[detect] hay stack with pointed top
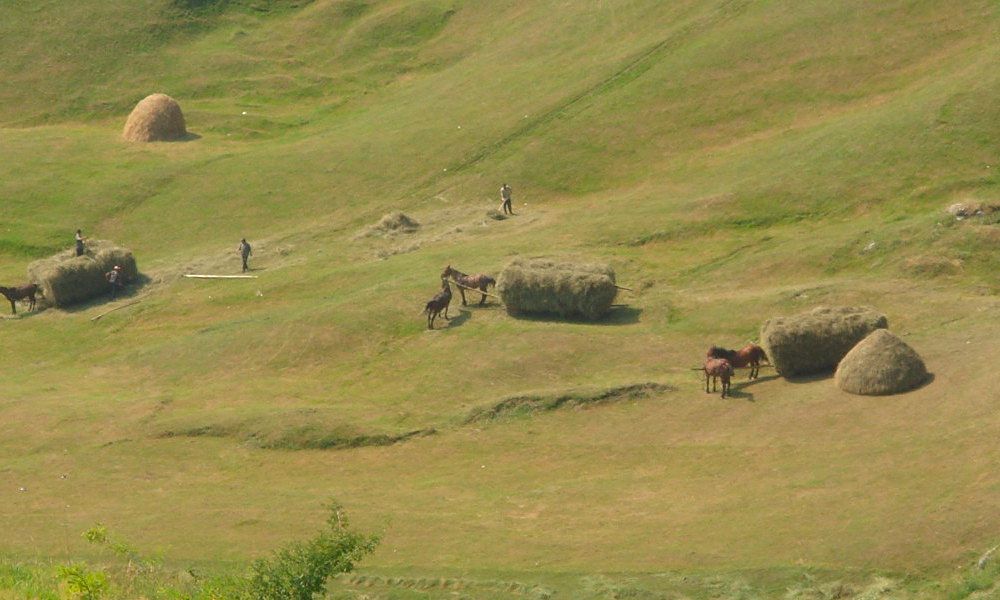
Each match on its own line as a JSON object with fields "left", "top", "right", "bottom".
{"left": 28, "top": 240, "right": 138, "bottom": 308}
{"left": 497, "top": 258, "right": 617, "bottom": 320}
{"left": 122, "top": 94, "right": 187, "bottom": 142}
{"left": 760, "top": 306, "right": 888, "bottom": 377}
{"left": 835, "top": 330, "right": 928, "bottom": 395}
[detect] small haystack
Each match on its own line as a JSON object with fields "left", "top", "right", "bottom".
{"left": 835, "top": 330, "right": 928, "bottom": 395}
{"left": 122, "top": 93, "right": 187, "bottom": 142}
{"left": 28, "top": 240, "right": 139, "bottom": 307}
{"left": 760, "top": 306, "right": 888, "bottom": 377}
{"left": 358, "top": 212, "right": 420, "bottom": 238}
{"left": 497, "top": 258, "right": 617, "bottom": 320}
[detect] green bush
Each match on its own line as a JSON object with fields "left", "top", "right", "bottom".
{"left": 242, "top": 501, "right": 379, "bottom": 600}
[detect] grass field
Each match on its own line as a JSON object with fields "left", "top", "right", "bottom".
{"left": 1, "top": 1, "right": 999, "bottom": 598}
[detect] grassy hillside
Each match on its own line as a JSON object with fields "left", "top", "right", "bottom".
{"left": 1, "top": 0, "right": 999, "bottom": 597}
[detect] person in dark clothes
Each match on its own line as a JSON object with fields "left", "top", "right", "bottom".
{"left": 75, "top": 229, "right": 86, "bottom": 256}
{"left": 106, "top": 265, "right": 123, "bottom": 300}
{"left": 238, "top": 238, "right": 252, "bottom": 272}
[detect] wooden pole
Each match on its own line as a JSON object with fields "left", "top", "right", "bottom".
{"left": 448, "top": 279, "right": 502, "bottom": 300}
{"left": 183, "top": 274, "right": 259, "bottom": 279}
{"left": 91, "top": 298, "right": 145, "bottom": 322}
{"left": 614, "top": 285, "right": 634, "bottom": 292}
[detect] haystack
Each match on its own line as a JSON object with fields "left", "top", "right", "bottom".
{"left": 835, "top": 330, "right": 928, "bottom": 395}
{"left": 497, "top": 258, "right": 617, "bottom": 320}
{"left": 28, "top": 240, "right": 139, "bottom": 307}
{"left": 760, "top": 306, "right": 888, "bottom": 377}
{"left": 122, "top": 93, "right": 187, "bottom": 142}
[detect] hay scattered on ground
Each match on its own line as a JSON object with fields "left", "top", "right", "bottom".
{"left": 28, "top": 240, "right": 138, "bottom": 307}
{"left": 123, "top": 93, "right": 187, "bottom": 142}
{"left": 357, "top": 211, "right": 420, "bottom": 238}
{"left": 760, "top": 306, "right": 888, "bottom": 377}
{"left": 497, "top": 257, "right": 617, "bottom": 320}
{"left": 835, "top": 329, "right": 928, "bottom": 395}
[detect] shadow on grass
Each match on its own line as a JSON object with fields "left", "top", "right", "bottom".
{"left": 58, "top": 273, "right": 154, "bottom": 314}
{"left": 507, "top": 305, "right": 642, "bottom": 326}
{"left": 784, "top": 371, "right": 834, "bottom": 384}
{"left": 445, "top": 309, "right": 472, "bottom": 329}
{"left": 726, "top": 387, "right": 755, "bottom": 402}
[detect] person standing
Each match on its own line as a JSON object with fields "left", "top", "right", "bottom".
{"left": 106, "top": 265, "right": 123, "bottom": 300}
{"left": 75, "top": 229, "right": 86, "bottom": 256}
{"left": 238, "top": 238, "right": 252, "bottom": 273}
{"left": 498, "top": 183, "right": 513, "bottom": 215}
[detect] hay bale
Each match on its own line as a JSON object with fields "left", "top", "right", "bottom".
{"left": 28, "top": 240, "right": 139, "bottom": 307}
{"left": 835, "top": 330, "right": 928, "bottom": 395}
{"left": 497, "top": 258, "right": 617, "bottom": 320}
{"left": 122, "top": 93, "right": 187, "bottom": 142}
{"left": 760, "top": 306, "right": 888, "bottom": 377}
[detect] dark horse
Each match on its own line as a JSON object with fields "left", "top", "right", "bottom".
{"left": 707, "top": 343, "right": 769, "bottom": 379}
{"left": 441, "top": 265, "right": 495, "bottom": 306}
{"left": 703, "top": 357, "right": 734, "bottom": 398}
{"left": 0, "top": 283, "right": 42, "bottom": 315}
{"left": 422, "top": 279, "right": 452, "bottom": 329}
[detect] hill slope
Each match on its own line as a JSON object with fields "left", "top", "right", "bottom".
{"left": 1, "top": 0, "right": 998, "bottom": 594}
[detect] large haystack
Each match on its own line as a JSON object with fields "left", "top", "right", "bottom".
{"left": 28, "top": 240, "right": 139, "bottom": 307}
{"left": 122, "top": 93, "right": 187, "bottom": 142}
{"left": 835, "top": 330, "right": 928, "bottom": 395}
{"left": 760, "top": 306, "right": 888, "bottom": 377}
{"left": 497, "top": 258, "right": 617, "bottom": 320}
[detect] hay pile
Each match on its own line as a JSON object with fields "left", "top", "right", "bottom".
{"left": 28, "top": 240, "right": 139, "bottom": 307}
{"left": 122, "top": 93, "right": 187, "bottom": 142}
{"left": 760, "top": 306, "right": 888, "bottom": 377}
{"left": 835, "top": 330, "right": 928, "bottom": 395}
{"left": 497, "top": 258, "right": 617, "bottom": 320}
{"left": 359, "top": 212, "right": 420, "bottom": 238}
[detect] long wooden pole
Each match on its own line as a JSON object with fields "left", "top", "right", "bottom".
{"left": 448, "top": 279, "right": 502, "bottom": 300}
{"left": 91, "top": 298, "right": 145, "bottom": 321}
{"left": 183, "top": 274, "right": 259, "bottom": 279}
{"left": 614, "top": 285, "right": 634, "bottom": 292}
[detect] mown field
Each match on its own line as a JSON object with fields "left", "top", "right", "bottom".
{"left": 1, "top": 1, "right": 998, "bottom": 598}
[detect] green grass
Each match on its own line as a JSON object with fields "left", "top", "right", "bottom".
{"left": 1, "top": 0, "right": 999, "bottom": 597}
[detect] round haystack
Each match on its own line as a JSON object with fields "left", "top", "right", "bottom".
{"left": 497, "top": 258, "right": 617, "bottom": 321}
{"left": 28, "top": 240, "right": 139, "bottom": 308}
{"left": 835, "top": 330, "right": 928, "bottom": 395}
{"left": 760, "top": 306, "right": 888, "bottom": 377}
{"left": 122, "top": 93, "right": 187, "bottom": 142}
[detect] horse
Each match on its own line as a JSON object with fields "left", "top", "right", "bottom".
{"left": 421, "top": 279, "right": 452, "bottom": 329}
{"left": 441, "top": 265, "right": 495, "bottom": 306}
{"left": 703, "top": 357, "right": 734, "bottom": 398}
{"left": 0, "top": 283, "right": 42, "bottom": 315}
{"left": 707, "top": 343, "right": 769, "bottom": 379}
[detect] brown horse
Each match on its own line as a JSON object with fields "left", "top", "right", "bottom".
{"left": 441, "top": 265, "right": 495, "bottom": 306}
{"left": 422, "top": 279, "right": 452, "bottom": 329}
{"left": 703, "top": 357, "right": 734, "bottom": 398}
{"left": 0, "top": 284, "right": 42, "bottom": 315}
{"left": 707, "top": 343, "right": 768, "bottom": 379}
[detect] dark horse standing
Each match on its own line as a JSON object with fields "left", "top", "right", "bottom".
{"left": 422, "top": 279, "right": 452, "bottom": 329}
{"left": 0, "top": 283, "right": 42, "bottom": 315}
{"left": 441, "top": 265, "right": 495, "bottom": 306}
{"left": 707, "top": 343, "right": 769, "bottom": 379}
